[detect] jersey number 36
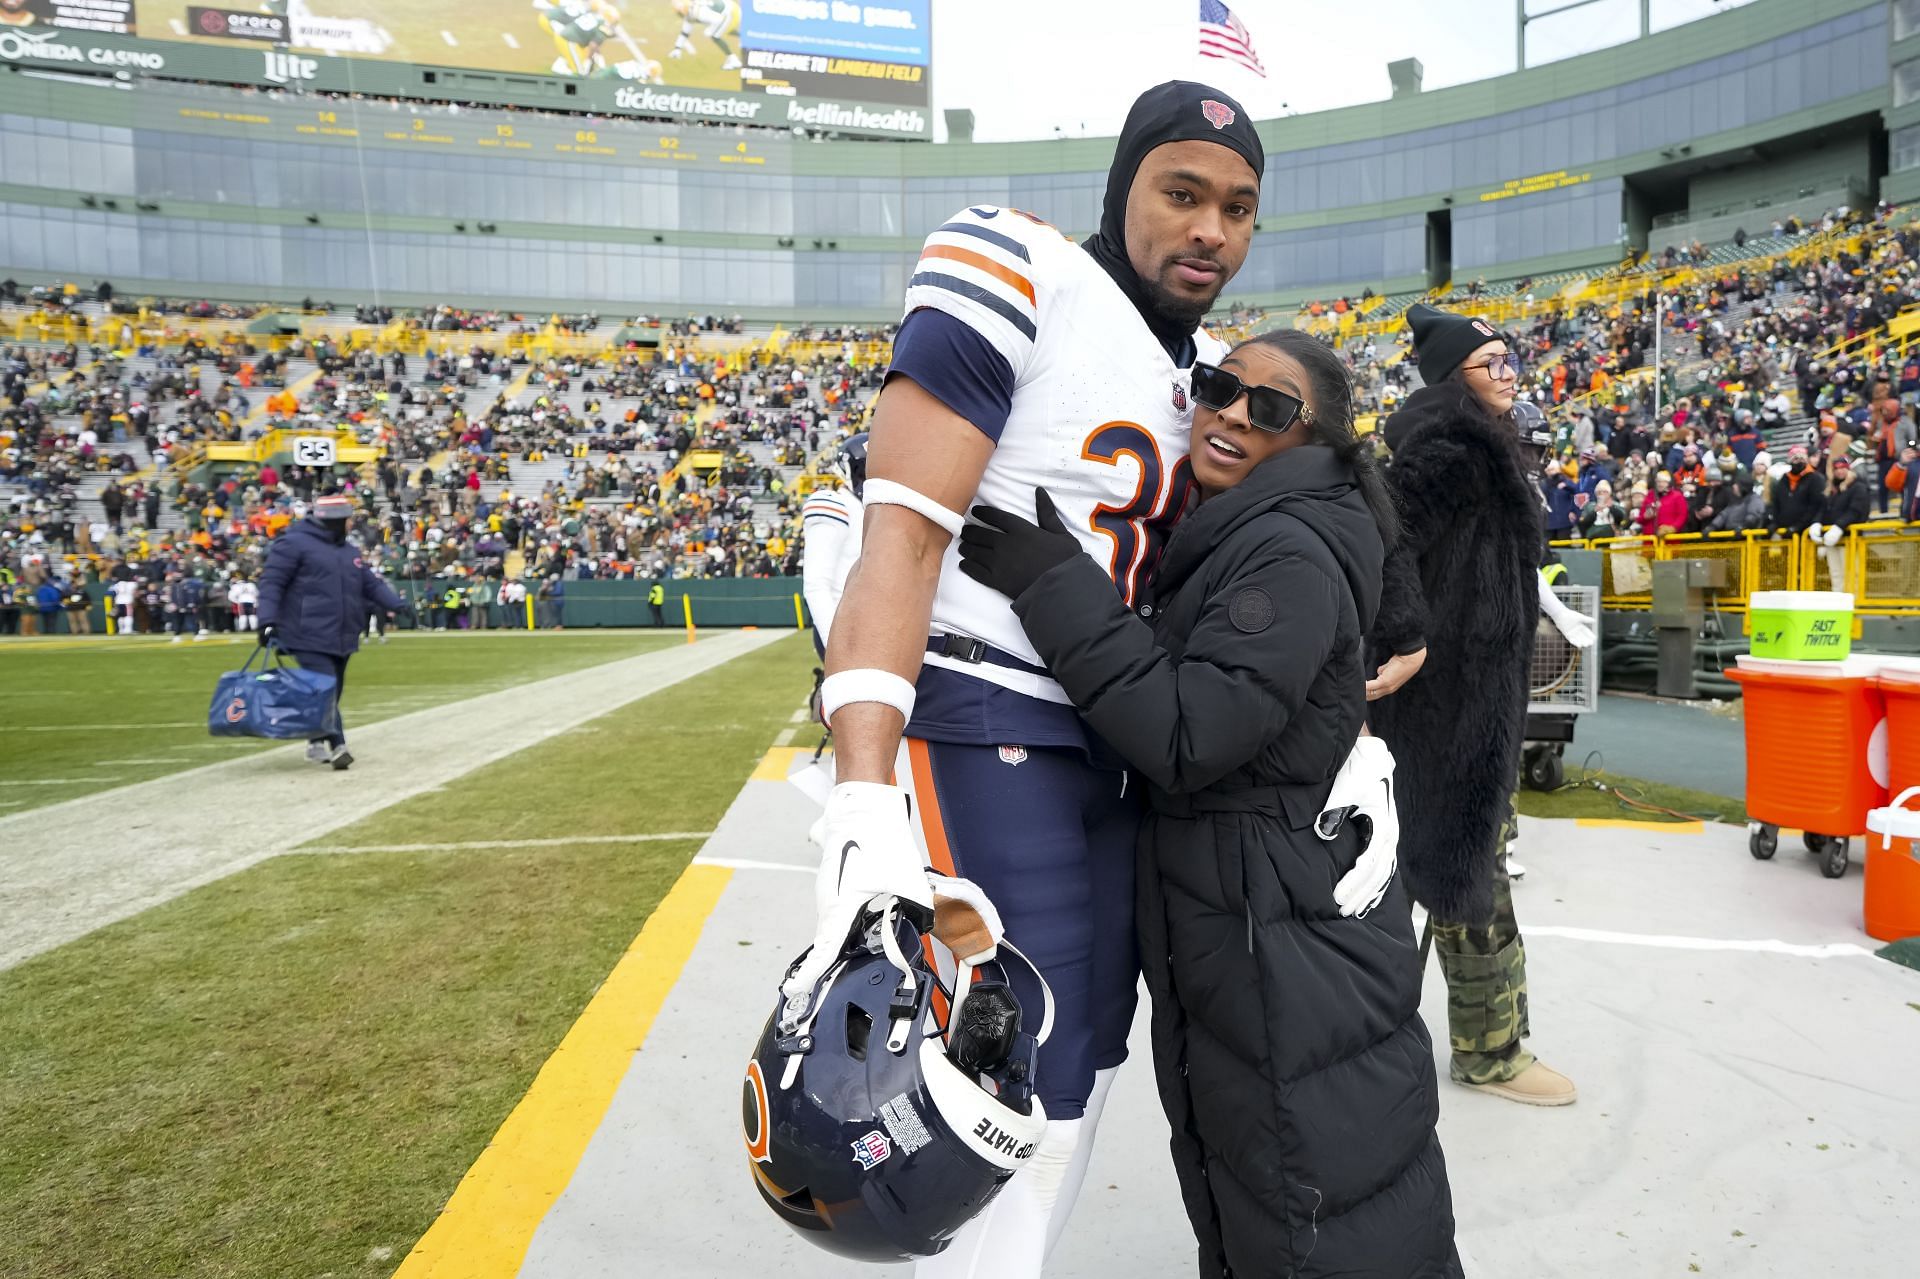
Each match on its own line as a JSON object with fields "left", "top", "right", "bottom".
{"left": 1080, "top": 422, "right": 1192, "bottom": 608}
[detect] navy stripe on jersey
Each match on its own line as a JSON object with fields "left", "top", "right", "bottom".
{"left": 804, "top": 511, "right": 850, "bottom": 526}
{"left": 935, "top": 220, "right": 1032, "bottom": 264}
{"left": 886, "top": 308, "right": 1015, "bottom": 442}
{"left": 908, "top": 272, "right": 1038, "bottom": 341}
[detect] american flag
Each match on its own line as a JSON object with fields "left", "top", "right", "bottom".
{"left": 1199, "top": 0, "right": 1267, "bottom": 78}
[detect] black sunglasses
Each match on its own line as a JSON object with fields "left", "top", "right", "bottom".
{"left": 1189, "top": 362, "right": 1314, "bottom": 434}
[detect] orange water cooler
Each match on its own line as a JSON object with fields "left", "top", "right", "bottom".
{"left": 1726, "top": 657, "right": 1888, "bottom": 879}
{"left": 1865, "top": 668, "right": 1920, "bottom": 941}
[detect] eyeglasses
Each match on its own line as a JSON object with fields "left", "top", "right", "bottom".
{"left": 1189, "top": 362, "right": 1314, "bottom": 434}
{"left": 1468, "top": 352, "right": 1523, "bottom": 380}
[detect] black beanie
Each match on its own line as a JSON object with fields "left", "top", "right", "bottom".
{"left": 1407, "top": 303, "right": 1506, "bottom": 385}
{"left": 1083, "top": 81, "right": 1265, "bottom": 358}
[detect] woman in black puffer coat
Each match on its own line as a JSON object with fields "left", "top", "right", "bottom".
{"left": 959, "top": 330, "right": 1459, "bottom": 1278}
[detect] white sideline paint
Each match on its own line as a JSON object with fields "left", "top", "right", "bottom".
{"left": 691, "top": 856, "right": 813, "bottom": 874}
{"left": 296, "top": 832, "right": 715, "bottom": 856}
{"left": 0, "top": 630, "right": 785, "bottom": 970}
{"left": 1526, "top": 923, "right": 1877, "bottom": 959}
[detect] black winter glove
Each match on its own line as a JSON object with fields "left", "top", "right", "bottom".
{"left": 257, "top": 623, "right": 278, "bottom": 649}
{"left": 957, "top": 487, "right": 1082, "bottom": 601}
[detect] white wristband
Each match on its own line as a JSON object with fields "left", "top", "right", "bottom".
{"left": 862, "top": 478, "right": 965, "bottom": 537}
{"left": 821, "top": 669, "right": 917, "bottom": 726}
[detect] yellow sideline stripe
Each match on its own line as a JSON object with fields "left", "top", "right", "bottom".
{"left": 750, "top": 744, "right": 826, "bottom": 781}
{"left": 392, "top": 861, "right": 732, "bottom": 1279}
{"left": 1575, "top": 818, "right": 1706, "bottom": 834}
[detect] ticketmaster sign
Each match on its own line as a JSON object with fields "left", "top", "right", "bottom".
{"left": 0, "top": 22, "right": 930, "bottom": 139}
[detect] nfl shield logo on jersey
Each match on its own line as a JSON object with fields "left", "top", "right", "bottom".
{"left": 998, "top": 745, "right": 1028, "bottom": 767}
{"left": 1172, "top": 381, "right": 1188, "bottom": 412}
{"left": 1201, "top": 99, "right": 1236, "bottom": 130}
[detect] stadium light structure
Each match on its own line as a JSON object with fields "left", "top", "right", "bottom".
{"left": 1517, "top": 0, "right": 1652, "bottom": 71}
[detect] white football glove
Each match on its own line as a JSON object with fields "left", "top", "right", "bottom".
{"left": 1317, "top": 736, "right": 1400, "bottom": 919}
{"left": 926, "top": 871, "right": 1004, "bottom": 963}
{"left": 1806, "top": 522, "right": 1824, "bottom": 542}
{"left": 781, "top": 782, "right": 933, "bottom": 1002}
{"left": 1537, "top": 573, "right": 1596, "bottom": 649}
{"left": 1823, "top": 523, "right": 1843, "bottom": 547}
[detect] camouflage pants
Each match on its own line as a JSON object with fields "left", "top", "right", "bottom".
{"left": 1430, "top": 796, "right": 1532, "bottom": 1085}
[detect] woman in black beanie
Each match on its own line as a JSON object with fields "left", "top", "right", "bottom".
{"left": 1366, "top": 303, "right": 1579, "bottom": 1106}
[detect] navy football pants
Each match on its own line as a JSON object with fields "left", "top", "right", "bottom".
{"left": 896, "top": 737, "right": 1138, "bottom": 1120}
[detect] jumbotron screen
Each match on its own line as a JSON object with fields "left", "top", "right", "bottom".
{"left": 0, "top": 0, "right": 932, "bottom": 135}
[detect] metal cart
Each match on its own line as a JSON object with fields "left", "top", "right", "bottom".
{"left": 1522, "top": 584, "right": 1601, "bottom": 791}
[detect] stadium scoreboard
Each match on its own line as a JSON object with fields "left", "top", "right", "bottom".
{"left": 0, "top": 0, "right": 932, "bottom": 138}
{"left": 167, "top": 89, "right": 790, "bottom": 171}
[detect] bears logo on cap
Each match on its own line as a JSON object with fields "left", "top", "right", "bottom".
{"left": 1200, "top": 100, "right": 1236, "bottom": 130}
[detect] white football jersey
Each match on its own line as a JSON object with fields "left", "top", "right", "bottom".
{"left": 800, "top": 484, "right": 862, "bottom": 644}
{"left": 902, "top": 205, "right": 1227, "bottom": 704}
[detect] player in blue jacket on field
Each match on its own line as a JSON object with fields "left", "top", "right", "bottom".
{"left": 257, "top": 494, "right": 406, "bottom": 770}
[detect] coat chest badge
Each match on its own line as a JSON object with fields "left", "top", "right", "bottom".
{"left": 1172, "top": 381, "right": 1189, "bottom": 412}
{"left": 1228, "top": 588, "right": 1275, "bottom": 634}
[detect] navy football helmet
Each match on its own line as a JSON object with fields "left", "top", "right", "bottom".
{"left": 829, "top": 432, "right": 869, "bottom": 500}
{"left": 743, "top": 904, "right": 1052, "bottom": 1262}
{"left": 1510, "top": 399, "right": 1553, "bottom": 463}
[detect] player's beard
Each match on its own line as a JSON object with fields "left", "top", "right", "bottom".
{"left": 1142, "top": 255, "right": 1226, "bottom": 335}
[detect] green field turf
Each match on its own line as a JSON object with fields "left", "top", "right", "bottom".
{"left": 138, "top": 0, "right": 736, "bottom": 88}
{"left": 0, "top": 631, "right": 678, "bottom": 814}
{"left": 0, "top": 631, "right": 815, "bottom": 1279}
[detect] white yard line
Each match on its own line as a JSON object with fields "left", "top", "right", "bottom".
{"left": 0, "top": 778, "right": 98, "bottom": 786}
{"left": 772, "top": 728, "right": 796, "bottom": 747}
{"left": 441, "top": 30, "right": 459, "bottom": 46}
{"left": 296, "top": 832, "right": 714, "bottom": 856}
{"left": 787, "top": 707, "right": 808, "bottom": 723}
{"left": 502, "top": 31, "right": 520, "bottom": 48}
{"left": 0, "top": 631, "right": 784, "bottom": 970}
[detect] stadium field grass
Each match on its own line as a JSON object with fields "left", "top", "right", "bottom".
{"left": 0, "top": 632, "right": 815, "bottom": 1279}
{"left": 1517, "top": 773, "right": 1747, "bottom": 825}
{"left": 0, "top": 631, "right": 679, "bottom": 814}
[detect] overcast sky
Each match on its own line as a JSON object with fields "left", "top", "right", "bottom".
{"left": 932, "top": 0, "right": 1759, "bottom": 142}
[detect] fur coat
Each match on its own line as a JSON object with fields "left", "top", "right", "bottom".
{"left": 1369, "top": 385, "right": 1543, "bottom": 926}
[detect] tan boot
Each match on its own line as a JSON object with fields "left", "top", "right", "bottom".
{"left": 1456, "top": 1059, "right": 1577, "bottom": 1106}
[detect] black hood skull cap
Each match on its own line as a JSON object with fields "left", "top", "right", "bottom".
{"left": 1083, "top": 81, "right": 1265, "bottom": 354}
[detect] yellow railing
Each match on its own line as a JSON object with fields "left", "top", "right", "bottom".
{"left": 1553, "top": 522, "right": 1920, "bottom": 618}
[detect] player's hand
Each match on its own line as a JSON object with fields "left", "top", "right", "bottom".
{"left": 1317, "top": 736, "right": 1399, "bottom": 918}
{"left": 257, "top": 623, "right": 278, "bottom": 649}
{"left": 782, "top": 782, "right": 933, "bottom": 1002}
{"left": 929, "top": 872, "right": 1003, "bottom": 962}
{"left": 1364, "top": 647, "right": 1426, "bottom": 701}
{"left": 957, "top": 487, "right": 1082, "bottom": 601}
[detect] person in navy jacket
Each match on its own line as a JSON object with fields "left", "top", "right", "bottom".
{"left": 257, "top": 493, "right": 406, "bottom": 769}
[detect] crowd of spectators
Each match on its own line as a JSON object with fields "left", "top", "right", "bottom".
{"left": 12, "top": 199, "right": 1920, "bottom": 640}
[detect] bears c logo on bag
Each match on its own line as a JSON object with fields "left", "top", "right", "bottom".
{"left": 225, "top": 697, "right": 248, "bottom": 723}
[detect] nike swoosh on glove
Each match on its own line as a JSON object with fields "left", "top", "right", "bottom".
{"left": 1317, "top": 736, "right": 1400, "bottom": 919}
{"left": 781, "top": 781, "right": 933, "bottom": 1002}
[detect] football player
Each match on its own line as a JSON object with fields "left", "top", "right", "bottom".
{"left": 669, "top": 0, "right": 741, "bottom": 71}
{"left": 800, "top": 433, "right": 866, "bottom": 653}
{"left": 535, "top": 0, "right": 654, "bottom": 79}
{"left": 786, "top": 82, "right": 1265, "bottom": 1275}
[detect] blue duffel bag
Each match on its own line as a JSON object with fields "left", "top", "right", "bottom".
{"left": 207, "top": 644, "right": 338, "bottom": 739}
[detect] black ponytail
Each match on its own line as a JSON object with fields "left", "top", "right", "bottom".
{"left": 1241, "top": 329, "right": 1401, "bottom": 549}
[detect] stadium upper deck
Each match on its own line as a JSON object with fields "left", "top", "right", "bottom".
{"left": 0, "top": 0, "right": 1906, "bottom": 318}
